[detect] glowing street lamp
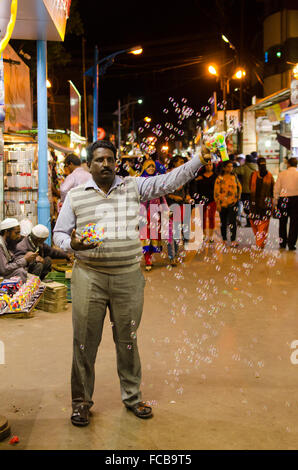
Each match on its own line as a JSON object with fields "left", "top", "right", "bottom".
{"left": 221, "top": 34, "right": 236, "bottom": 50}
{"left": 129, "top": 46, "right": 143, "bottom": 55}
{"left": 208, "top": 65, "right": 218, "bottom": 76}
{"left": 144, "top": 116, "right": 152, "bottom": 123}
{"left": 234, "top": 69, "right": 246, "bottom": 79}
{"left": 86, "top": 45, "right": 143, "bottom": 141}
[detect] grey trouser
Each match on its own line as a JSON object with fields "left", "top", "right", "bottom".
{"left": 29, "top": 257, "right": 52, "bottom": 280}
{"left": 71, "top": 263, "right": 145, "bottom": 410}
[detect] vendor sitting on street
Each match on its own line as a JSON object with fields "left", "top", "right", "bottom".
{"left": 14, "top": 224, "right": 71, "bottom": 280}
{"left": 0, "top": 218, "right": 37, "bottom": 283}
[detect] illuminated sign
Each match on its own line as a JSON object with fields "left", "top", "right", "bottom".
{"left": 97, "top": 128, "right": 106, "bottom": 140}
{"left": 69, "top": 80, "right": 81, "bottom": 137}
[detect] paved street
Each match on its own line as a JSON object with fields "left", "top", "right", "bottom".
{"left": 0, "top": 219, "right": 298, "bottom": 450}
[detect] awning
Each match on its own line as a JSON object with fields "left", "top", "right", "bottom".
{"left": 246, "top": 88, "right": 291, "bottom": 112}
{"left": 3, "top": 133, "right": 37, "bottom": 144}
{"left": 281, "top": 104, "right": 298, "bottom": 117}
{"left": 276, "top": 133, "right": 291, "bottom": 150}
{"left": 48, "top": 137, "right": 74, "bottom": 154}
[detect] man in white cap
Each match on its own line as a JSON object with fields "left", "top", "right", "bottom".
{"left": 0, "top": 218, "right": 37, "bottom": 283}
{"left": 13, "top": 224, "right": 71, "bottom": 280}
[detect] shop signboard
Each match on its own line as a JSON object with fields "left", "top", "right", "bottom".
{"left": 291, "top": 79, "right": 298, "bottom": 105}
{"left": 43, "top": 0, "right": 71, "bottom": 41}
{"left": 0, "top": 0, "right": 71, "bottom": 41}
{"left": 3, "top": 45, "right": 32, "bottom": 132}
{"left": 97, "top": 128, "right": 106, "bottom": 140}
{"left": 0, "top": 57, "right": 5, "bottom": 122}
{"left": 291, "top": 113, "right": 298, "bottom": 149}
{"left": 243, "top": 110, "right": 257, "bottom": 155}
{"left": 48, "top": 131, "right": 70, "bottom": 148}
{"left": 69, "top": 80, "right": 81, "bottom": 137}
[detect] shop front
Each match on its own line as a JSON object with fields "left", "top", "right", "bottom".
{"left": 244, "top": 88, "right": 291, "bottom": 179}
{"left": 281, "top": 104, "right": 298, "bottom": 158}
{"left": 0, "top": 0, "right": 71, "bottom": 242}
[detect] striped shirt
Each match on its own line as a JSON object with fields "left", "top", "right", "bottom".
{"left": 53, "top": 158, "right": 202, "bottom": 273}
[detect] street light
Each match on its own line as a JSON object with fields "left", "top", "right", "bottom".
{"left": 129, "top": 47, "right": 143, "bottom": 55}
{"left": 114, "top": 98, "right": 143, "bottom": 157}
{"left": 85, "top": 45, "right": 143, "bottom": 141}
{"left": 208, "top": 63, "right": 246, "bottom": 131}
{"left": 221, "top": 34, "right": 236, "bottom": 50}
{"left": 234, "top": 69, "right": 246, "bottom": 79}
{"left": 208, "top": 65, "right": 218, "bottom": 76}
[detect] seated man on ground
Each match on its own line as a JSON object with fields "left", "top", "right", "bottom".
{"left": 14, "top": 224, "right": 71, "bottom": 280}
{"left": 0, "top": 218, "right": 37, "bottom": 283}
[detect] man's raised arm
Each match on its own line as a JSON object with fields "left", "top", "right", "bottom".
{"left": 136, "top": 155, "right": 209, "bottom": 202}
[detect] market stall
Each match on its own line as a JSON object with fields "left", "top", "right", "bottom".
{"left": 245, "top": 88, "right": 291, "bottom": 178}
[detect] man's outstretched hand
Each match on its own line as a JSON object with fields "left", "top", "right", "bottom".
{"left": 200, "top": 153, "right": 212, "bottom": 165}
{"left": 70, "top": 229, "right": 100, "bottom": 251}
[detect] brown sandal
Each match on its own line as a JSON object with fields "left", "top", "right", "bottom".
{"left": 71, "top": 404, "right": 90, "bottom": 426}
{"left": 126, "top": 401, "right": 153, "bottom": 419}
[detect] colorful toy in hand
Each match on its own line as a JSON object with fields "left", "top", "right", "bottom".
{"left": 80, "top": 223, "right": 104, "bottom": 246}
{"left": 204, "top": 133, "right": 229, "bottom": 161}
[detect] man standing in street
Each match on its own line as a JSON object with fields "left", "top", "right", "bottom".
{"left": 0, "top": 218, "right": 37, "bottom": 283}
{"left": 235, "top": 154, "right": 257, "bottom": 227}
{"left": 53, "top": 140, "right": 209, "bottom": 427}
{"left": 59, "top": 154, "right": 91, "bottom": 204}
{"left": 274, "top": 157, "right": 298, "bottom": 251}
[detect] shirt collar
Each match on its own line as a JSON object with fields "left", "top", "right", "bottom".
{"left": 84, "top": 175, "right": 124, "bottom": 195}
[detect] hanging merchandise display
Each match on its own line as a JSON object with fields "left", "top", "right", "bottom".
{"left": 3, "top": 141, "right": 38, "bottom": 225}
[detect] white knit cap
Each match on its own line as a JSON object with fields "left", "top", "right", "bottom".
{"left": 0, "top": 218, "right": 19, "bottom": 231}
{"left": 31, "top": 224, "right": 49, "bottom": 239}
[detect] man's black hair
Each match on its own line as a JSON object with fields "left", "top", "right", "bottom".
{"left": 87, "top": 140, "right": 117, "bottom": 164}
{"left": 167, "top": 154, "right": 185, "bottom": 170}
{"left": 288, "top": 157, "right": 297, "bottom": 167}
{"left": 64, "top": 153, "right": 82, "bottom": 167}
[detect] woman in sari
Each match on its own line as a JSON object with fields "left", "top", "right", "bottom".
{"left": 139, "top": 160, "right": 170, "bottom": 271}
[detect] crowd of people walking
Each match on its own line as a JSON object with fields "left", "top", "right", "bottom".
{"left": 125, "top": 150, "right": 298, "bottom": 268}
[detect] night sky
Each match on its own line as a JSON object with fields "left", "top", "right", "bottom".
{"left": 74, "top": 0, "right": 264, "bottom": 123}
{"left": 13, "top": 0, "right": 266, "bottom": 138}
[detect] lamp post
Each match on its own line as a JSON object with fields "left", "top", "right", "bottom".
{"left": 208, "top": 63, "right": 246, "bottom": 132}
{"left": 114, "top": 98, "right": 143, "bottom": 157}
{"left": 85, "top": 46, "right": 143, "bottom": 142}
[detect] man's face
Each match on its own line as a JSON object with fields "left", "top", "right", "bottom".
{"left": 9, "top": 226, "right": 22, "bottom": 243}
{"left": 174, "top": 158, "right": 184, "bottom": 168}
{"left": 64, "top": 161, "right": 74, "bottom": 176}
{"left": 32, "top": 234, "right": 46, "bottom": 247}
{"left": 88, "top": 148, "right": 116, "bottom": 185}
